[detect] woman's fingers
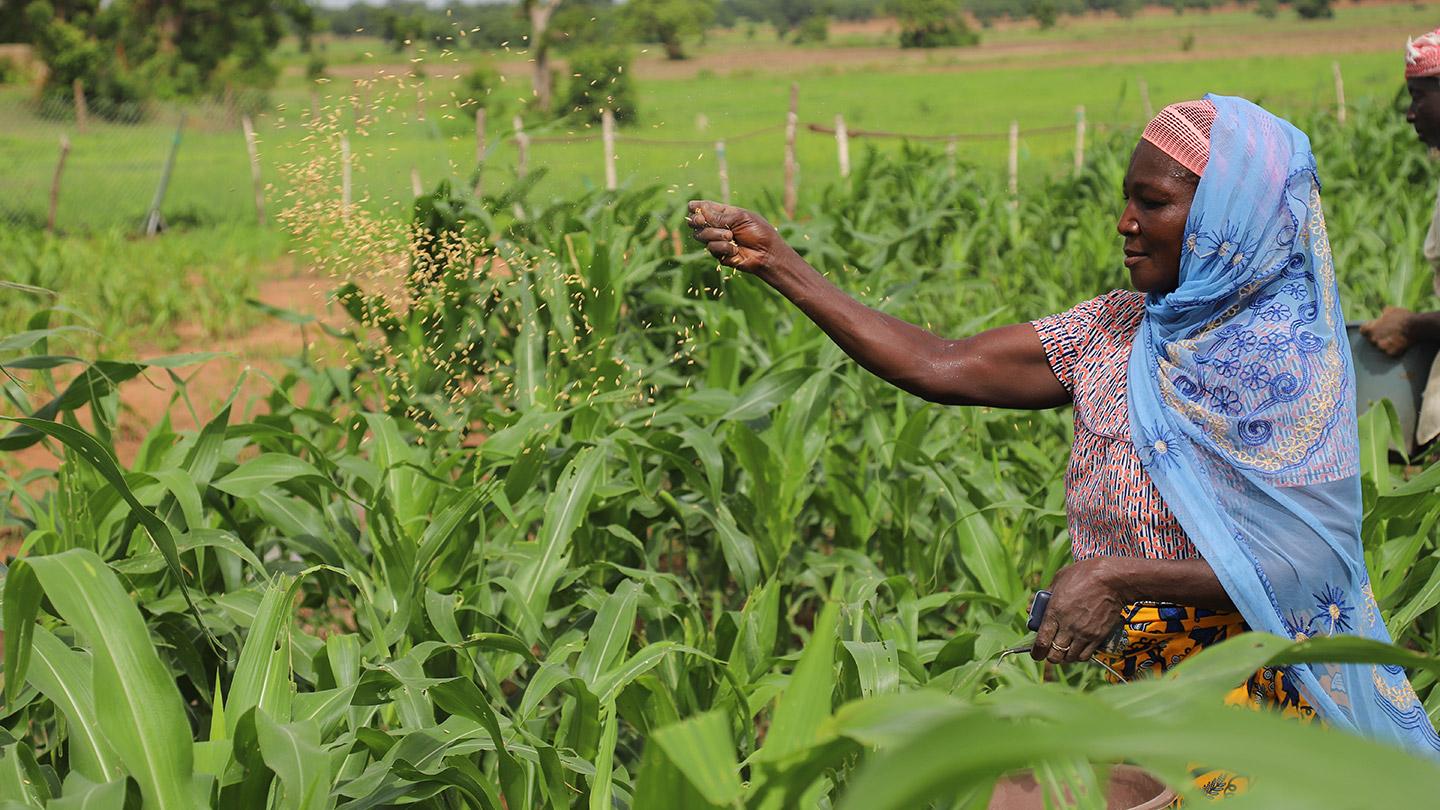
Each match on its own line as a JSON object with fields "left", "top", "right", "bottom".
{"left": 692, "top": 227, "right": 734, "bottom": 244}
{"left": 1047, "top": 632, "right": 1077, "bottom": 665}
{"left": 706, "top": 240, "right": 737, "bottom": 258}
{"left": 1030, "top": 614, "right": 1059, "bottom": 661}
{"left": 1076, "top": 636, "right": 1105, "bottom": 663}
{"left": 687, "top": 200, "right": 737, "bottom": 230}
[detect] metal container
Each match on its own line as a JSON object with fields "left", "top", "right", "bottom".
{"left": 1346, "top": 325, "right": 1438, "bottom": 453}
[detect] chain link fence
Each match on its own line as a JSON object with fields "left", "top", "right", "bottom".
{"left": 0, "top": 88, "right": 264, "bottom": 233}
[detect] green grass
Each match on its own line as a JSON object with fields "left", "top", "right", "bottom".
{"left": 0, "top": 2, "right": 1433, "bottom": 234}
{"left": 5, "top": 98, "right": 1440, "bottom": 806}
{"left": 0, "top": 223, "right": 287, "bottom": 354}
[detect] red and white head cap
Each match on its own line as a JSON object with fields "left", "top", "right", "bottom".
{"left": 1140, "top": 99, "right": 1217, "bottom": 178}
{"left": 1406, "top": 28, "right": 1440, "bottom": 78}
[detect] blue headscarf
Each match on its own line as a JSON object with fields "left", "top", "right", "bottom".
{"left": 1127, "top": 94, "right": 1440, "bottom": 754}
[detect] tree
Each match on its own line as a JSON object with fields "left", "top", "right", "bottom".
{"left": 22, "top": 0, "right": 312, "bottom": 104}
{"left": 522, "top": 0, "right": 564, "bottom": 113}
{"left": 621, "top": 0, "right": 713, "bottom": 60}
{"left": 771, "top": 0, "right": 824, "bottom": 40}
{"left": 893, "top": 0, "right": 978, "bottom": 48}
{"left": 1293, "top": 0, "right": 1332, "bottom": 18}
{"left": 561, "top": 45, "right": 635, "bottom": 123}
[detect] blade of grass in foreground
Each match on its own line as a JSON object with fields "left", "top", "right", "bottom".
{"left": 7, "top": 550, "right": 199, "bottom": 810}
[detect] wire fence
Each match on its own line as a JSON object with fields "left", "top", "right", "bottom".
{"left": 0, "top": 63, "right": 1350, "bottom": 234}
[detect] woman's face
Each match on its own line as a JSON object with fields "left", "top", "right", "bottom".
{"left": 1116, "top": 140, "right": 1200, "bottom": 295}
{"left": 1406, "top": 78, "right": 1440, "bottom": 150}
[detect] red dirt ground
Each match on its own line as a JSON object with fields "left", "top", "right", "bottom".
{"left": 3, "top": 262, "right": 341, "bottom": 475}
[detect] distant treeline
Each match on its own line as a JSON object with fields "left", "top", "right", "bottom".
{"left": 313, "top": 0, "right": 1334, "bottom": 51}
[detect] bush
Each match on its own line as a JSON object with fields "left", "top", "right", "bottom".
{"left": 306, "top": 53, "right": 327, "bottom": 82}
{"left": 560, "top": 45, "right": 636, "bottom": 124}
{"left": 459, "top": 63, "right": 506, "bottom": 117}
{"left": 1256, "top": 0, "right": 1278, "bottom": 16}
{"left": 794, "top": 14, "right": 829, "bottom": 43}
{"left": 893, "top": 0, "right": 979, "bottom": 48}
{"left": 0, "top": 57, "right": 20, "bottom": 85}
{"left": 1294, "top": 0, "right": 1333, "bottom": 18}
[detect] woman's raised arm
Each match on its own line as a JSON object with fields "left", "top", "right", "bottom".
{"left": 686, "top": 201, "right": 1070, "bottom": 410}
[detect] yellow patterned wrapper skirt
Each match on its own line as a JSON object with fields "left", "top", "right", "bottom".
{"left": 1093, "top": 603, "right": 1316, "bottom": 803}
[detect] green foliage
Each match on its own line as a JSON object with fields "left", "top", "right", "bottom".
{"left": 1256, "top": 0, "right": 1279, "bottom": 17}
{"left": 6, "top": 97, "right": 1440, "bottom": 809}
{"left": 1293, "top": 0, "right": 1333, "bottom": 19}
{"left": 895, "top": 0, "right": 979, "bottom": 48}
{"left": 459, "top": 62, "right": 505, "bottom": 118}
{"left": 0, "top": 57, "right": 23, "bottom": 86}
{"left": 793, "top": 14, "right": 829, "bottom": 43}
{"left": 0, "top": 225, "right": 282, "bottom": 354}
{"left": 19, "top": 0, "right": 308, "bottom": 112}
{"left": 620, "top": 0, "right": 716, "bottom": 60}
{"left": 304, "top": 53, "right": 326, "bottom": 83}
{"left": 560, "top": 45, "right": 637, "bottom": 124}
{"left": 770, "top": 0, "right": 826, "bottom": 40}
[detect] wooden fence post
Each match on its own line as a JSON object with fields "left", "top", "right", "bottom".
{"left": 72, "top": 79, "right": 87, "bottom": 132}
{"left": 145, "top": 113, "right": 187, "bottom": 236}
{"left": 1139, "top": 78, "right": 1153, "bottom": 120}
{"left": 474, "top": 107, "right": 487, "bottom": 197}
{"left": 47, "top": 134, "right": 70, "bottom": 233}
{"left": 835, "top": 114, "right": 850, "bottom": 180}
{"left": 1074, "top": 105, "right": 1086, "bottom": 179}
{"left": 514, "top": 115, "right": 529, "bottom": 179}
{"left": 411, "top": 166, "right": 423, "bottom": 198}
{"left": 1008, "top": 120, "right": 1019, "bottom": 210}
{"left": 242, "top": 115, "right": 265, "bottom": 226}
{"left": 946, "top": 136, "right": 957, "bottom": 179}
{"left": 602, "top": 107, "right": 617, "bottom": 191}
{"left": 310, "top": 89, "right": 320, "bottom": 123}
{"left": 340, "top": 134, "right": 352, "bottom": 219}
{"left": 512, "top": 115, "right": 529, "bottom": 220}
{"left": 715, "top": 140, "right": 731, "bottom": 205}
{"left": 783, "top": 82, "right": 798, "bottom": 219}
{"left": 1333, "top": 61, "right": 1347, "bottom": 125}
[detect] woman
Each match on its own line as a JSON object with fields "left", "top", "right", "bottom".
{"left": 1361, "top": 26, "right": 1440, "bottom": 449}
{"left": 686, "top": 95, "right": 1440, "bottom": 759}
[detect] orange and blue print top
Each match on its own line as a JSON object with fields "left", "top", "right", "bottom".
{"left": 1031, "top": 289, "right": 1200, "bottom": 561}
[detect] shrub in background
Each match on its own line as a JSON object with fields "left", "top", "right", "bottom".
{"left": 893, "top": 0, "right": 979, "bottom": 48}
{"left": 794, "top": 14, "right": 830, "bottom": 43}
{"left": 561, "top": 45, "right": 636, "bottom": 124}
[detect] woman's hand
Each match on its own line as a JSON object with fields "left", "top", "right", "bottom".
{"left": 1360, "top": 307, "right": 1416, "bottom": 357}
{"left": 685, "top": 200, "right": 797, "bottom": 275}
{"left": 1031, "top": 558, "right": 1128, "bottom": 665}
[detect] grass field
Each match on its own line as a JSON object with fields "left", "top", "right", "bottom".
{"left": 0, "top": 2, "right": 1435, "bottom": 235}
{"left": 10, "top": 7, "right": 1440, "bottom": 807}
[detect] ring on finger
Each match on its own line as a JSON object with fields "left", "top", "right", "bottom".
{"left": 1051, "top": 642, "right": 1071, "bottom": 653}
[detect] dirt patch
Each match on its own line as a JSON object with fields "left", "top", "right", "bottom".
{"left": 3, "top": 260, "right": 344, "bottom": 474}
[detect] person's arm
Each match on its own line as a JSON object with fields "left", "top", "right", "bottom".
{"left": 1031, "top": 557, "right": 1234, "bottom": 664}
{"left": 685, "top": 201, "right": 1070, "bottom": 410}
{"left": 1360, "top": 307, "right": 1440, "bottom": 356}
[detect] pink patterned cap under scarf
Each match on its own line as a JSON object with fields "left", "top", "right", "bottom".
{"left": 1140, "top": 99, "right": 1217, "bottom": 178}
{"left": 1406, "top": 28, "right": 1440, "bottom": 78}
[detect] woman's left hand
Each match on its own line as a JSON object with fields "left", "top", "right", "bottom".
{"left": 1031, "top": 558, "right": 1129, "bottom": 664}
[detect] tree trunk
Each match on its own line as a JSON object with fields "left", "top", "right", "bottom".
{"left": 527, "top": 0, "right": 559, "bottom": 113}
{"left": 662, "top": 36, "right": 685, "bottom": 61}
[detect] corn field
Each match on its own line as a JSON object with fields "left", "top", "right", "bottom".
{"left": 4, "top": 97, "right": 1440, "bottom": 809}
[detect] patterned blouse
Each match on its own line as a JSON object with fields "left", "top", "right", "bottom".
{"left": 1031, "top": 290, "right": 1200, "bottom": 561}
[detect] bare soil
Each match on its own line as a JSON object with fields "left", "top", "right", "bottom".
{"left": 3, "top": 260, "right": 342, "bottom": 474}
